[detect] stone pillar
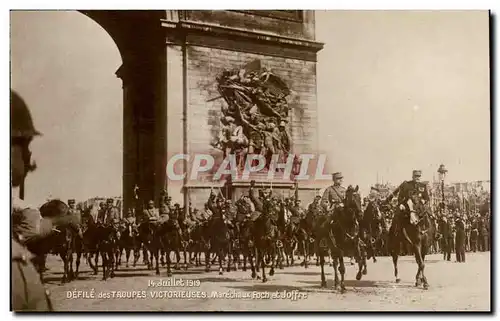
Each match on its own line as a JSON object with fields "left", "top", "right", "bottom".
{"left": 117, "top": 63, "right": 136, "bottom": 215}
{"left": 164, "top": 37, "right": 187, "bottom": 206}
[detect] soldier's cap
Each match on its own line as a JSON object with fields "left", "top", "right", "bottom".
{"left": 11, "top": 90, "right": 42, "bottom": 139}
{"left": 148, "top": 200, "right": 155, "bottom": 205}
{"left": 279, "top": 120, "right": 286, "bottom": 127}
{"left": 315, "top": 195, "right": 321, "bottom": 199}
{"left": 68, "top": 199, "right": 76, "bottom": 204}
{"left": 106, "top": 198, "right": 114, "bottom": 203}
{"left": 225, "top": 116, "right": 235, "bottom": 123}
{"left": 412, "top": 170, "right": 422, "bottom": 177}
{"left": 332, "top": 172, "right": 343, "bottom": 180}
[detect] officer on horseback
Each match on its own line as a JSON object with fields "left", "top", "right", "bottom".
{"left": 321, "top": 172, "right": 347, "bottom": 212}
{"left": 386, "top": 170, "right": 430, "bottom": 234}
{"left": 11, "top": 90, "right": 78, "bottom": 311}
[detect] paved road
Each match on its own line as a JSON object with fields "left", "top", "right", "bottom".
{"left": 43, "top": 252, "right": 490, "bottom": 311}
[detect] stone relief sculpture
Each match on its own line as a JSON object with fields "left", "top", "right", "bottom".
{"left": 209, "top": 59, "right": 294, "bottom": 172}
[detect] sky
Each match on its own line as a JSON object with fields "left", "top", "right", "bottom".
{"left": 10, "top": 10, "right": 490, "bottom": 205}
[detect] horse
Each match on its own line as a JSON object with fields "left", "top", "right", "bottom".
{"left": 361, "top": 200, "right": 387, "bottom": 263}
{"left": 36, "top": 199, "right": 81, "bottom": 284}
{"left": 81, "top": 205, "right": 101, "bottom": 275}
{"left": 95, "top": 222, "right": 120, "bottom": 280}
{"left": 387, "top": 195, "right": 436, "bottom": 289}
{"left": 118, "top": 219, "right": 140, "bottom": 268}
{"left": 160, "top": 217, "right": 185, "bottom": 276}
{"left": 253, "top": 197, "right": 280, "bottom": 283}
{"left": 204, "top": 197, "right": 232, "bottom": 275}
{"left": 314, "top": 185, "right": 365, "bottom": 292}
{"left": 138, "top": 219, "right": 161, "bottom": 275}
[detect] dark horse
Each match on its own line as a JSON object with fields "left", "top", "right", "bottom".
{"left": 387, "top": 196, "right": 436, "bottom": 289}
{"left": 253, "top": 198, "right": 280, "bottom": 283}
{"left": 139, "top": 219, "right": 162, "bottom": 275}
{"left": 35, "top": 199, "right": 82, "bottom": 284}
{"left": 314, "top": 185, "right": 365, "bottom": 292}
{"left": 361, "top": 200, "right": 386, "bottom": 263}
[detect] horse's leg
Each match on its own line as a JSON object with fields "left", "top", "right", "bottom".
{"left": 285, "top": 242, "right": 290, "bottom": 267}
{"left": 155, "top": 247, "right": 160, "bottom": 275}
{"left": 174, "top": 249, "right": 181, "bottom": 270}
{"left": 319, "top": 252, "right": 326, "bottom": 288}
{"left": 143, "top": 245, "right": 149, "bottom": 266}
{"left": 101, "top": 250, "right": 107, "bottom": 281}
{"left": 218, "top": 246, "right": 224, "bottom": 275}
{"left": 115, "top": 247, "right": 120, "bottom": 270}
{"left": 226, "top": 241, "right": 232, "bottom": 273}
{"left": 249, "top": 246, "right": 256, "bottom": 279}
{"left": 75, "top": 248, "right": 81, "bottom": 279}
{"left": 93, "top": 250, "right": 99, "bottom": 275}
{"left": 184, "top": 246, "right": 189, "bottom": 271}
{"left": 302, "top": 240, "right": 308, "bottom": 269}
{"left": 204, "top": 244, "right": 211, "bottom": 272}
{"left": 260, "top": 246, "right": 267, "bottom": 283}
{"left": 109, "top": 248, "right": 116, "bottom": 278}
{"left": 133, "top": 243, "right": 140, "bottom": 267}
{"left": 60, "top": 253, "right": 68, "bottom": 284}
{"left": 254, "top": 246, "right": 260, "bottom": 272}
{"left": 413, "top": 241, "right": 426, "bottom": 289}
{"left": 242, "top": 248, "right": 248, "bottom": 272}
{"left": 338, "top": 250, "right": 346, "bottom": 293}
{"left": 269, "top": 241, "right": 276, "bottom": 276}
{"left": 125, "top": 246, "right": 131, "bottom": 268}
{"left": 332, "top": 255, "right": 340, "bottom": 290}
{"left": 68, "top": 250, "right": 75, "bottom": 281}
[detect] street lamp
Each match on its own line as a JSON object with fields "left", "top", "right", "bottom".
{"left": 438, "top": 164, "right": 448, "bottom": 214}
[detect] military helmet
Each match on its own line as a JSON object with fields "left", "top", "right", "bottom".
{"left": 106, "top": 198, "right": 114, "bottom": 204}
{"left": 11, "top": 90, "right": 41, "bottom": 139}
{"left": 68, "top": 199, "right": 76, "bottom": 205}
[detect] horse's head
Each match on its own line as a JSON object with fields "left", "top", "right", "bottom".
{"left": 345, "top": 185, "right": 362, "bottom": 218}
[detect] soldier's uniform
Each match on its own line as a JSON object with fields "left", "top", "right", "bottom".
{"left": 97, "top": 202, "right": 107, "bottom": 224}
{"left": 102, "top": 199, "right": 120, "bottom": 226}
{"left": 125, "top": 211, "right": 136, "bottom": 225}
{"left": 12, "top": 239, "right": 52, "bottom": 311}
{"left": 321, "top": 172, "right": 346, "bottom": 215}
{"left": 388, "top": 170, "right": 430, "bottom": 234}
{"left": 158, "top": 203, "right": 170, "bottom": 224}
{"left": 167, "top": 204, "right": 184, "bottom": 241}
{"left": 11, "top": 90, "right": 54, "bottom": 311}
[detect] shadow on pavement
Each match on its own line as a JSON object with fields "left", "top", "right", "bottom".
{"left": 43, "top": 275, "right": 93, "bottom": 284}
{"left": 112, "top": 272, "right": 152, "bottom": 278}
{"left": 300, "top": 279, "right": 414, "bottom": 290}
{"left": 196, "top": 276, "right": 243, "bottom": 283}
{"left": 279, "top": 271, "right": 319, "bottom": 276}
{"left": 227, "top": 284, "right": 304, "bottom": 292}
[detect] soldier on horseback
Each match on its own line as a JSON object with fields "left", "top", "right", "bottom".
{"left": 167, "top": 203, "right": 184, "bottom": 242}
{"left": 386, "top": 170, "right": 430, "bottom": 234}
{"left": 321, "top": 172, "right": 347, "bottom": 215}
{"left": 124, "top": 208, "right": 136, "bottom": 225}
